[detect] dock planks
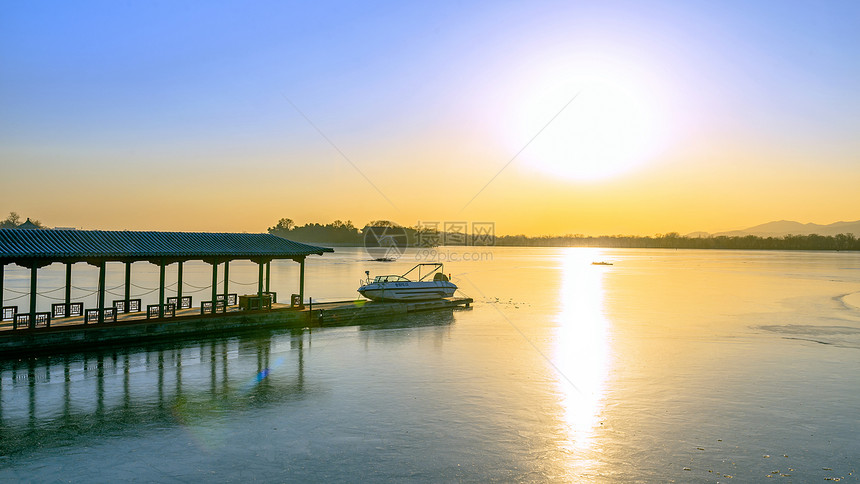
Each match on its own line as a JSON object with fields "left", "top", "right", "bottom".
{"left": 0, "top": 297, "right": 473, "bottom": 356}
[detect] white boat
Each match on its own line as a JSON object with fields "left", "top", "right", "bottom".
{"left": 358, "top": 263, "right": 457, "bottom": 301}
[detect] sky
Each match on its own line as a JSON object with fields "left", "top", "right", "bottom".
{"left": 1, "top": 0, "right": 859, "bottom": 236}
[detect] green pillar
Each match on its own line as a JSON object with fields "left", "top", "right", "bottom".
{"left": 177, "top": 261, "right": 183, "bottom": 302}
{"left": 223, "top": 260, "right": 230, "bottom": 302}
{"left": 211, "top": 261, "right": 218, "bottom": 312}
{"left": 257, "top": 261, "right": 264, "bottom": 303}
{"left": 29, "top": 265, "right": 38, "bottom": 329}
{"left": 0, "top": 264, "right": 4, "bottom": 311}
{"left": 158, "top": 260, "right": 166, "bottom": 318}
{"left": 299, "top": 257, "right": 305, "bottom": 308}
{"left": 65, "top": 263, "right": 72, "bottom": 314}
{"left": 98, "top": 261, "right": 106, "bottom": 324}
{"left": 265, "top": 262, "right": 271, "bottom": 293}
{"left": 124, "top": 262, "right": 131, "bottom": 311}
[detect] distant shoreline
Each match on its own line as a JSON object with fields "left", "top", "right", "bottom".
{"left": 266, "top": 219, "right": 860, "bottom": 251}
{"left": 297, "top": 233, "right": 860, "bottom": 252}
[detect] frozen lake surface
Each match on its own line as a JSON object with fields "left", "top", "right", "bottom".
{"left": 1, "top": 247, "right": 858, "bottom": 481}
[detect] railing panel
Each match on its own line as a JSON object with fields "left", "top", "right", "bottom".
{"left": 85, "top": 308, "right": 116, "bottom": 324}
{"left": 11, "top": 312, "right": 52, "bottom": 329}
{"left": 52, "top": 303, "right": 67, "bottom": 318}
{"left": 113, "top": 299, "right": 142, "bottom": 313}
{"left": 200, "top": 300, "right": 226, "bottom": 314}
{"left": 52, "top": 302, "right": 85, "bottom": 319}
{"left": 146, "top": 303, "right": 176, "bottom": 319}
{"left": 2, "top": 306, "right": 18, "bottom": 321}
{"left": 85, "top": 309, "right": 100, "bottom": 324}
{"left": 69, "top": 302, "right": 83, "bottom": 317}
{"left": 35, "top": 312, "right": 51, "bottom": 328}
{"left": 113, "top": 299, "right": 126, "bottom": 313}
{"left": 167, "top": 296, "right": 192, "bottom": 310}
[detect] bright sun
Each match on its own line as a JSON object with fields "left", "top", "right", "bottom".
{"left": 511, "top": 68, "right": 662, "bottom": 181}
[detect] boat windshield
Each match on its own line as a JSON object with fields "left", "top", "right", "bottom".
{"left": 373, "top": 275, "right": 410, "bottom": 283}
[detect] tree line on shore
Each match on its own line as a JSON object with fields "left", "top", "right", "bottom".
{"left": 267, "top": 218, "right": 860, "bottom": 251}
{"left": 494, "top": 232, "right": 860, "bottom": 251}
{"left": 267, "top": 218, "right": 395, "bottom": 245}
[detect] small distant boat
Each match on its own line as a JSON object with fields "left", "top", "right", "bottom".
{"left": 591, "top": 261, "right": 613, "bottom": 266}
{"left": 358, "top": 263, "right": 457, "bottom": 301}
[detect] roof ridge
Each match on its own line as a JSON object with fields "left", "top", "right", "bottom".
{"left": 0, "top": 229, "right": 333, "bottom": 262}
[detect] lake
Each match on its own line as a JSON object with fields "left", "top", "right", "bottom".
{"left": 1, "top": 247, "right": 859, "bottom": 482}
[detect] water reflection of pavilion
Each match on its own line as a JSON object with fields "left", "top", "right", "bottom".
{"left": 0, "top": 328, "right": 310, "bottom": 456}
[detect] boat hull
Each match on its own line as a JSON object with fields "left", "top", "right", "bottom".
{"left": 358, "top": 281, "right": 457, "bottom": 301}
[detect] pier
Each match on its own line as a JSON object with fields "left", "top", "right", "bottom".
{"left": 0, "top": 296, "right": 472, "bottom": 355}
{"left": 0, "top": 228, "right": 471, "bottom": 356}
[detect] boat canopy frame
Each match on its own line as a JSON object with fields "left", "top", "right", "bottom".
{"left": 402, "top": 263, "right": 445, "bottom": 282}
{"left": 368, "top": 263, "right": 445, "bottom": 284}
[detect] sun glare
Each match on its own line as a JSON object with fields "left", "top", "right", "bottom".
{"left": 510, "top": 63, "right": 663, "bottom": 182}
{"left": 554, "top": 248, "right": 611, "bottom": 473}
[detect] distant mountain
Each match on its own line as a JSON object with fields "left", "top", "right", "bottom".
{"left": 704, "top": 220, "right": 860, "bottom": 237}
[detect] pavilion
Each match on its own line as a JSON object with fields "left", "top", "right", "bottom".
{"left": 0, "top": 228, "right": 333, "bottom": 329}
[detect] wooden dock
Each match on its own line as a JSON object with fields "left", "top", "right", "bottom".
{"left": 0, "top": 297, "right": 473, "bottom": 356}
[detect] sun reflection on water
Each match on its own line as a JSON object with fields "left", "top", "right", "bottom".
{"left": 553, "top": 248, "right": 612, "bottom": 473}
